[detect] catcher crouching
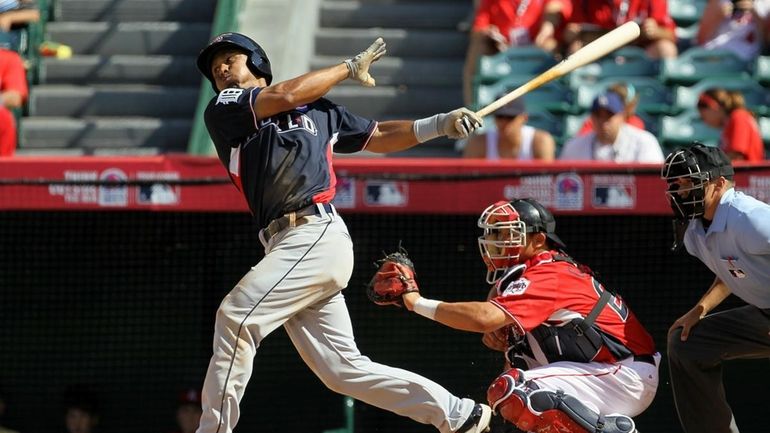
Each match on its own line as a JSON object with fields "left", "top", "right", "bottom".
{"left": 368, "top": 198, "right": 659, "bottom": 433}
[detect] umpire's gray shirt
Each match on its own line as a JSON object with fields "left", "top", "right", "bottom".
{"left": 684, "top": 188, "right": 770, "bottom": 308}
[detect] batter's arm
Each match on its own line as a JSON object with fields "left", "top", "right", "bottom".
{"left": 365, "top": 120, "right": 422, "bottom": 153}
{"left": 254, "top": 64, "right": 350, "bottom": 120}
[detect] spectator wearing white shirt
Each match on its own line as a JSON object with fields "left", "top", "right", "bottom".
{"left": 559, "top": 92, "right": 664, "bottom": 162}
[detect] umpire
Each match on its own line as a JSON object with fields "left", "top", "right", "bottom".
{"left": 661, "top": 143, "right": 770, "bottom": 433}
{"left": 194, "top": 32, "right": 490, "bottom": 433}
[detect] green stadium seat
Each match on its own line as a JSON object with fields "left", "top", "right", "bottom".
{"left": 760, "top": 117, "right": 770, "bottom": 147}
{"left": 574, "top": 77, "right": 673, "bottom": 115}
{"left": 568, "top": 47, "right": 660, "bottom": 88}
{"left": 660, "top": 48, "right": 751, "bottom": 85}
{"left": 526, "top": 109, "right": 565, "bottom": 142}
{"left": 475, "top": 76, "right": 576, "bottom": 114}
{"left": 673, "top": 77, "right": 770, "bottom": 115}
{"left": 661, "top": 110, "right": 720, "bottom": 149}
{"left": 755, "top": 56, "right": 770, "bottom": 86}
{"left": 669, "top": 0, "right": 706, "bottom": 27}
{"left": 475, "top": 46, "right": 557, "bottom": 85}
{"left": 675, "top": 23, "right": 699, "bottom": 53}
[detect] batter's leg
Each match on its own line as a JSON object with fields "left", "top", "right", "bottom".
{"left": 284, "top": 291, "right": 478, "bottom": 433}
{"left": 667, "top": 305, "right": 770, "bottom": 433}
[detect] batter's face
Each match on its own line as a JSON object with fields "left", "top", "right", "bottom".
{"left": 209, "top": 48, "right": 262, "bottom": 91}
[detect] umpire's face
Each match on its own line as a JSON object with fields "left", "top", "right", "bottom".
{"left": 209, "top": 48, "right": 261, "bottom": 91}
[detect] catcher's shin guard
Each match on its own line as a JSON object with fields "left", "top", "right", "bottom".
{"left": 487, "top": 369, "right": 636, "bottom": 433}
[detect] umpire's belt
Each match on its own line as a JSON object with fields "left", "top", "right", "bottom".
{"left": 263, "top": 203, "right": 335, "bottom": 242}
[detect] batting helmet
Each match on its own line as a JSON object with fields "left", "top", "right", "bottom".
{"left": 196, "top": 32, "right": 272, "bottom": 92}
{"left": 661, "top": 142, "right": 734, "bottom": 220}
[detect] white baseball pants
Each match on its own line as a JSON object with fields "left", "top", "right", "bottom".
{"left": 196, "top": 206, "right": 475, "bottom": 433}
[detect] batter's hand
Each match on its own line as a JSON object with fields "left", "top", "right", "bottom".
{"left": 669, "top": 305, "right": 705, "bottom": 341}
{"left": 438, "top": 108, "right": 483, "bottom": 139}
{"left": 344, "top": 38, "right": 387, "bottom": 87}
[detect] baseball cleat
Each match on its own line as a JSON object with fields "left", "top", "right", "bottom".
{"left": 458, "top": 403, "right": 492, "bottom": 433}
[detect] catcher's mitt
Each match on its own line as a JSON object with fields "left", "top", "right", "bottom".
{"left": 367, "top": 247, "right": 419, "bottom": 306}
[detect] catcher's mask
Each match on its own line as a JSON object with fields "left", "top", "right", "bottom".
{"left": 196, "top": 32, "right": 272, "bottom": 92}
{"left": 661, "top": 142, "right": 734, "bottom": 221}
{"left": 477, "top": 198, "right": 566, "bottom": 284}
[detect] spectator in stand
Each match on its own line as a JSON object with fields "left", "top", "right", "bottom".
{"left": 62, "top": 385, "right": 99, "bottom": 433}
{"left": 463, "top": 96, "right": 556, "bottom": 160}
{"left": 0, "top": 0, "right": 39, "bottom": 32}
{"left": 578, "top": 82, "right": 646, "bottom": 136}
{"left": 560, "top": 91, "right": 664, "bottom": 162}
{"left": 169, "top": 389, "right": 201, "bottom": 433}
{"left": 697, "top": 88, "right": 765, "bottom": 161}
{"left": 0, "top": 47, "right": 28, "bottom": 157}
{"left": 462, "top": 0, "right": 572, "bottom": 105}
{"left": 563, "top": 0, "right": 678, "bottom": 59}
{"left": 697, "top": 0, "right": 769, "bottom": 61}
{"left": 0, "top": 389, "right": 20, "bottom": 433}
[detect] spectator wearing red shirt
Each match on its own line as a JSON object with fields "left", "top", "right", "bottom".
{"left": 578, "top": 82, "right": 646, "bottom": 136}
{"left": 697, "top": 88, "right": 765, "bottom": 161}
{"left": 564, "top": 0, "right": 678, "bottom": 59}
{"left": 463, "top": 0, "right": 572, "bottom": 105}
{"left": 0, "top": 47, "right": 27, "bottom": 157}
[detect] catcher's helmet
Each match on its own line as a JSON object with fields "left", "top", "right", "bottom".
{"left": 196, "top": 32, "right": 272, "bottom": 92}
{"left": 477, "top": 198, "right": 566, "bottom": 284}
{"left": 661, "top": 142, "right": 734, "bottom": 220}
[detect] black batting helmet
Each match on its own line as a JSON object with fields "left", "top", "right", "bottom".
{"left": 509, "top": 198, "right": 567, "bottom": 250}
{"left": 196, "top": 32, "right": 272, "bottom": 92}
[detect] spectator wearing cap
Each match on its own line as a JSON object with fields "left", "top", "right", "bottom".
{"left": 560, "top": 91, "right": 664, "bottom": 162}
{"left": 577, "top": 82, "right": 646, "bottom": 136}
{"left": 463, "top": 97, "right": 556, "bottom": 160}
{"left": 169, "top": 389, "right": 201, "bottom": 433}
{"left": 697, "top": 88, "right": 764, "bottom": 162}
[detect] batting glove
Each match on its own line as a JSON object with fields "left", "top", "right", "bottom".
{"left": 413, "top": 108, "right": 484, "bottom": 143}
{"left": 343, "top": 38, "right": 387, "bottom": 87}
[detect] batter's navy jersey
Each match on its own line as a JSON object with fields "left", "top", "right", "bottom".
{"left": 204, "top": 87, "right": 377, "bottom": 229}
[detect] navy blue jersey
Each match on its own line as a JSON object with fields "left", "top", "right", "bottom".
{"left": 204, "top": 87, "right": 377, "bottom": 229}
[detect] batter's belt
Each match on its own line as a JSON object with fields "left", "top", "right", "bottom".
{"left": 263, "top": 203, "right": 335, "bottom": 243}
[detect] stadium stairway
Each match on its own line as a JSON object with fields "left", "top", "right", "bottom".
{"left": 315, "top": 0, "right": 470, "bottom": 157}
{"left": 19, "top": 0, "right": 214, "bottom": 155}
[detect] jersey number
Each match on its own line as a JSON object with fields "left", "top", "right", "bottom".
{"left": 591, "top": 277, "right": 629, "bottom": 322}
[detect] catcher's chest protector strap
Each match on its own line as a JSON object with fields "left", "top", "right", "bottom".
{"left": 529, "top": 290, "right": 613, "bottom": 363}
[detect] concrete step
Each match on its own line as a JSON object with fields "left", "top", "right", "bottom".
{"left": 29, "top": 85, "right": 199, "bottom": 117}
{"left": 311, "top": 55, "right": 462, "bottom": 86}
{"left": 41, "top": 55, "right": 201, "bottom": 86}
{"left": 46, "top": 22, "right": 211, "bottom": 56}
{"left": 315, "top": 28, "right": 467, "bottom": 58}
{"left": 55, "top": 0, "right": 215, "bottom": 22}
{"left": 320, "top": 1, "right": 466, "bottom": 29}
{"left": 20, "top": 116, "right": 191, "bottom": 151}
{"left": 326, "top": 85, "right": 462, "bottom": 119}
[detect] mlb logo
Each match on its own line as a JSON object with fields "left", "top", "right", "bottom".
{"left": 138, "top": 183, "right": 179, "bottom": 205}
{"left": 364, "top": 181, "right": 408, "bottom": 207}
{"left": 593, "top": 185, "right": 635, "bottom": 208}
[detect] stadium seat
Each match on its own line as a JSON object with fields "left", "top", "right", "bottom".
{"left": 568, "top": 47, "right": 659, "bottom": 88}
{"left": 675, "top": 23, "right": 699, "bottom": 53}
{"left": 526, "top": 109, "right": 565, "bottom": 142}
{"left": 475, "top": 76, "right": 576, "bottom": 114}
{"left": 760, "top": 116, "right": 770, "bottom": 147}
{"left": 755, "top": 56, "right": 770, "bottom": 86}
{"left": 673, "top": 77, "right": 770, "bottom": 115}
{"left": 661, "top": 110, "right": 720, "bottom": 149}
{"left": 574, "top": 77, "right": 673, "bottom": 115}
{"left": 660, "top": 48, "right": 751, "bottom": 85}
{"left": 475, "top": 46, "right": 557, "bottom": 85}
{"left": 669, "top": 0, "right": 706, "bottom": 27}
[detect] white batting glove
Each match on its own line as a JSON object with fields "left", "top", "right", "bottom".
{"left": 343, "top": 38, "right": 387, "bottom": 87}
{"left": 413, "top": 108, "right": 484, "bottom": 143}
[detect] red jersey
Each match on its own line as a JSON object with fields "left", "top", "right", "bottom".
{"left": 569, "top": 0, "right": 675, "bottom": 33}
{"left": 721, "top": 108, "right": 764, "bottom": 162}
{"left": 472, "top": 0, "right": 572, "bottom": 44}
{"left": 490, "top": 251, "right": 655, "bottom": 363}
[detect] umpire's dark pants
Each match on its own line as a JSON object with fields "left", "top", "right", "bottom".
{"left": 667, "top": 305, "right": 770, "bottom": 433}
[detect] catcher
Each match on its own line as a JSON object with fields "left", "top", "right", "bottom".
{"left": 368, "top": 198, "right": 659, "bottom": 433}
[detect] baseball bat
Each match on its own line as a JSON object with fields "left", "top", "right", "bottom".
{"left": 475, "top": 21, "right": 641, "bottom": 118}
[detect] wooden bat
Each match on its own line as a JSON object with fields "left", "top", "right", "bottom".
{"left": 475, "top": 21, "right": 641, "bottom": 118}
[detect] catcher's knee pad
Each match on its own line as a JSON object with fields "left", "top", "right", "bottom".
{"left": 487, "top": 370, "right": 635, "bottom": 433}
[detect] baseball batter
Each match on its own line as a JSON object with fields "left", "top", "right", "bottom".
{"left": 194, "top": 32, "right": 491, "bottom": 433}
{"left": 371, "top": 198, "right": 659, "bottom": 433}
{"left": 662, "top": 143, "right": 770, "bottom": 433}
